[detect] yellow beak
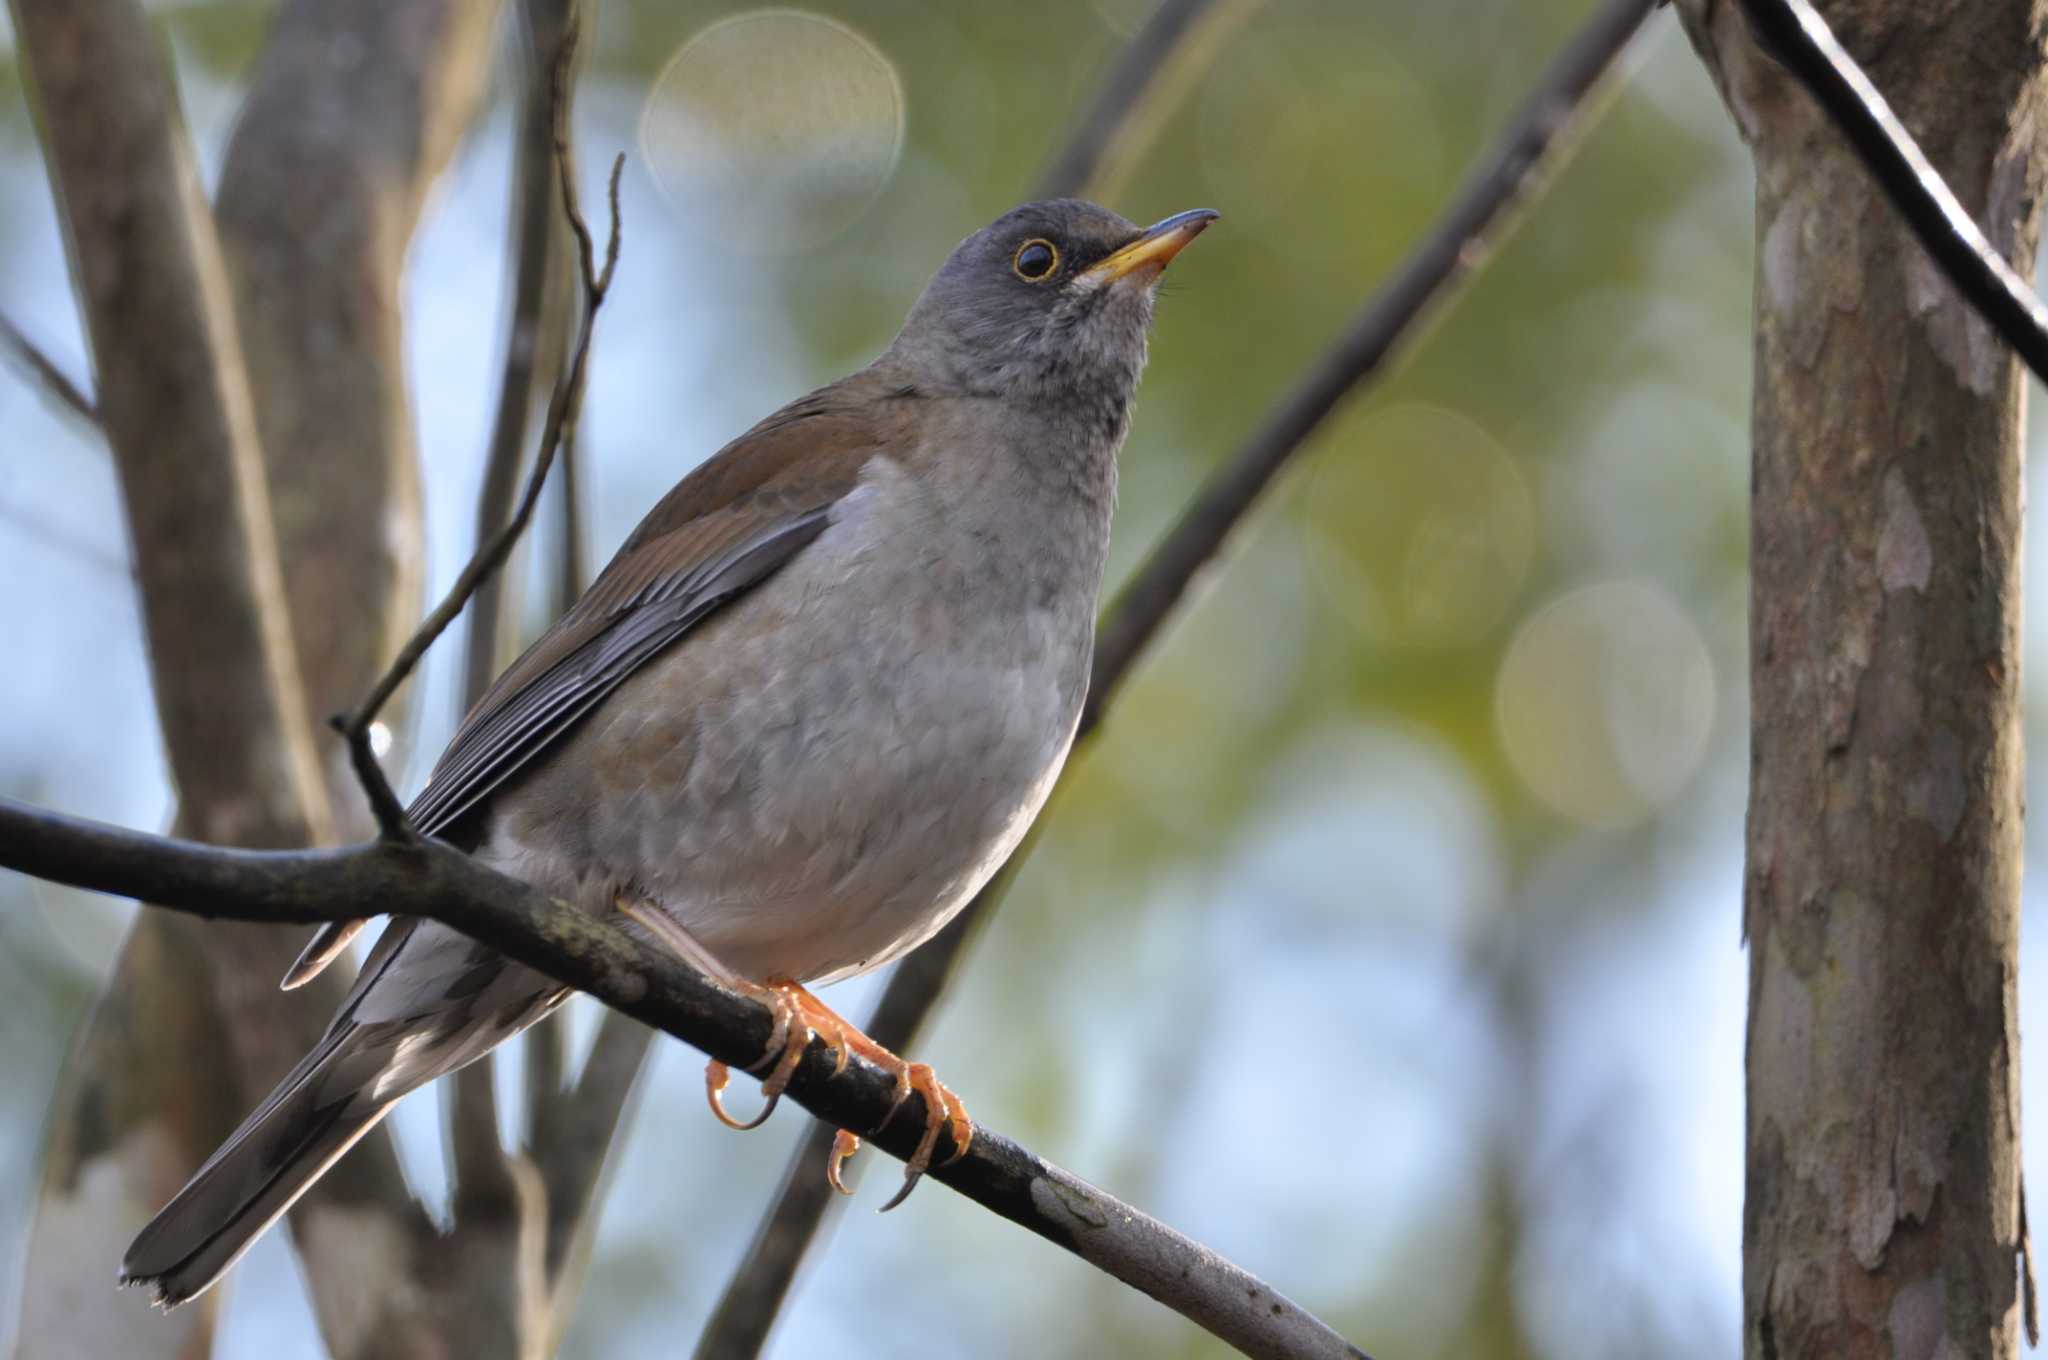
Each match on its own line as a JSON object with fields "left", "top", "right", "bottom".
{"left": 1078, "top": 209, "right": 1220, "bottom": 284}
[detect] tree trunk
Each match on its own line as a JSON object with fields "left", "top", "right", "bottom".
{"left": 11, "top": 2, "right": 502, "bottom": 1356}
{"left": 1679, "top": 2, "right": 2045, "bottom": 1355}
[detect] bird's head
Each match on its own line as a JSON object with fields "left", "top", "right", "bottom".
{"left": 887, "top": 198, "right": 1217, "bottom": 427}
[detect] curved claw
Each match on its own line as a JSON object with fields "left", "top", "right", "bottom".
{"left": 878, "top": 1064, "right": 971, "bottom": 1213}
{"left": 828, "top": 1130, "right": 862, "bottom": 1195}
{"left": 706, "top": 1059, "right": 780, "bottom": 1131}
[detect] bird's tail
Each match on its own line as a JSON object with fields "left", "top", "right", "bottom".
{"left": 117, "top": 1029, "right": 392, "bottom": 1309}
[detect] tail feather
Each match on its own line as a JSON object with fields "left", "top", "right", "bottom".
{"left": 118, "top": 1042, "right": 393, "bottom": 1309}
{"left": 121, "top": 916, "right": 561, "bottom": 1306}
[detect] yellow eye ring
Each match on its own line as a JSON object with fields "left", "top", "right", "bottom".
{"left": 1012, "top": 238, "right": 1060, "bottom": 281}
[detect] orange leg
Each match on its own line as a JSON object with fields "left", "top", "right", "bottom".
{"left": 616, "top": 899, "right": 971, "bottom": 1206}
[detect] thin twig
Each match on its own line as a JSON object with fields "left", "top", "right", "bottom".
{"left": 449, "top": 0, "right": 583, "bottom": 1241}
{"left": 535, "top": 1010, "right": 654, "bottom": 1302}
{"left": 460, "top": 14, "right": 571, "bottom": 712}
{"left": 551, "top": 421, "right": 587, "bottom": 616}
{"left": 0, "top": 311, "right": 97, "bottom": 426}
{"left": 334, "top": 30, "right": 623, "bottom": 839}
{"left": 1729, "top": 0, "right": 2048, "bottom": 383}
{"left": 699, "top": 0, "right": 1659, "bottom": 1350}
{"left": 0, "top": 793, "right": 1372, "bottom": 1360}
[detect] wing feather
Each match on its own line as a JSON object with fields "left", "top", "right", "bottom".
{"left": 279, "top": 377, "right": 910, "bottom": 990}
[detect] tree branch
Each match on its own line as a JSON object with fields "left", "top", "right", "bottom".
{"left": 460, "top": 0, "right": 579, "bottom": 714}
{"left": 335, "top": 59, "right": 621, "bottom": 837}
{"left": 0, "top": 310, "right": 96, "bottom": 427}
{"left": 531, "top": 1008, "right": 653, "bottom": 1319}
{"left": 1031, "top": 0, "right": 1252, "bottom": 203}
{"left": 1725, "top": 0, "right": 2048, "bottom": 383}
{"left": 0, "top": 795, "right": 1371, "bottom": 1360}
{"left": 446, "top": 0, "right": 583, "bottom": 1278}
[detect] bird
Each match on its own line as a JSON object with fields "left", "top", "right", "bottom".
{"left": 118, "top": 197, "right": 1217, "bottom": 1308}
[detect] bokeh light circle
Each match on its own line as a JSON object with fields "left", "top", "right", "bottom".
{"left": 1494, "top": 581, "right": 1716, "bottom": 828}
{"left": 1305, "top": 403, "right": 1535, "bottom": 649}
{"left": 638, "top": 10, "right": 905, "bottom": 254}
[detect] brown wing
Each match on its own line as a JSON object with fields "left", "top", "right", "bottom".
{"left": 281, "top": 377, "right": 909, "bottom": 989}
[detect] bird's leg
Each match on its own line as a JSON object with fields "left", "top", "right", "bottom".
{"left": 613, "top": 896, "right": 803, "bottom": 1131}
{"left": 611, "top": 898, "right": 970, "bottom": 1204}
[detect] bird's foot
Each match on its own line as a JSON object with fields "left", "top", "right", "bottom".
{"left": 610, "top": 898, "right": 970, "bottom": 1205}
{"left": 710, "top": 980, "right": 972, "bottom": 1209}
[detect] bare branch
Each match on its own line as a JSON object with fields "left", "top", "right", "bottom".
{"left": 0, "top": 310, "right": 96, "bottom": 426}
{"left": 448, "top": 0, "right": 584, "bottom": 1261}
{"left": 692, "top": 1122, "right": 855, "bottom": 1360}
{"left": 1032, "top": 0, "right": 1251, "bottom": 201}
{"left": 1728, "top": 0, "right": 2048, "bottom": 382}
{"left": 336, "top": 39, "right": 624, "bottom": 832}
{"left": 0, "top": 794, "right": 1372, "bottom": 1360}
{"left": 217, "top": 0, "right": 504, "bottom": 828}
{"left": 461, "top": 0, "right": 579, "bottom": 712}
{"left": 699, "top": 0, "right": 1661, "bottom": 1349}
{"left": 533, "top": 1009, "right": 654, "bottom": 1316}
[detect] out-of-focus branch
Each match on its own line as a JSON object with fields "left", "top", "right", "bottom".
{"left": 1086, "top": 0, "right": 1657, "bottom": 719}
{"left": 698, "top": 0, "right": 1660, "bottom": 1352}
{"left": 531, "top": 1008, "right": 654, "bottom": 1321}
{"left": 333, "top": 17, "right": 619, "bottom": 1351}
{"left": 1723, "top": 0, "right": 2048, "bottom": 383}
{"left": 217, "top": 0, "right": 504, "bottom": 828}
{"left": 0, "top": 795, "right": 1374, "bottom": 1360}
{"left": 0, "top": 310, "right": 96, "bottom": 427}
{"left": 12, "top": 1, "right": 510, "bottom": 1356}
{"left": 335, "top": 100, "right": 622, "bottom": 834}
{"left": 448, "top": 0, "right": 580, "bottom": 1259}
{"left": 212, "top": 25, "right": 509, "bottom": 1349}
{"left": 461, "top": 0, "right": 580, "bottom": 712}
{"left": 7, "top": 2, "right": 335, "bottom": 1354}
{"left": 1031, "top": 0, "right": 1253, "bottom": 203}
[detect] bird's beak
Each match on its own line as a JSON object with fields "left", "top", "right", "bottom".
{"left": 1079, "top": 209, "right": 1220, "bottom": 285}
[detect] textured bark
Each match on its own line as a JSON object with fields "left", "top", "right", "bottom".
{"left": 1678, "top": 3, "right": 2045, "bottom": 1356}
{"left": 7, "top": 4, "right": 331, "bottom": 1355}
{"left": 11, "top": 2, "right": 503, "bottom": 1357}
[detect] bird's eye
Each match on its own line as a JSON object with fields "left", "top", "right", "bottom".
{"left": 1012, "top": 238, "right": 1060, "bottom": 281}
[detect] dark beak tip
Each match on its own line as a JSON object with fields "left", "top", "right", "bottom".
{"left": 1154, "top": 208, "right": 1221, "bottom": 237}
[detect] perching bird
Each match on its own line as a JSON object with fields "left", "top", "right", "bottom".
{"left": 119, "top": 198, "right": 1216, "bottom": 1307}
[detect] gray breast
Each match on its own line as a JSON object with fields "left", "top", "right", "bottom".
{"left": 485, "top": 449, "right": 1105, "bottom": 985}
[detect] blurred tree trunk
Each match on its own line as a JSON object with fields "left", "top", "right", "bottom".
{"left": 1679, "top": 2, "right": 2045, "bottom": 1356}
{"left": 10, "top": 1, "right": 500, "bottom": 1357}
